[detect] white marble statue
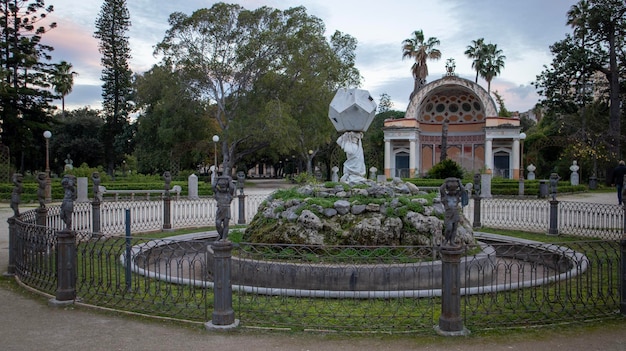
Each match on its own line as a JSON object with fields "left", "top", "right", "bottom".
{"left": 337, "top": 131, "right": 367, "bottom": 184}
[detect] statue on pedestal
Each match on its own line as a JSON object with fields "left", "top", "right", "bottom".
{"left": 213, "top": 175, "right": 235, "bottom": 241}
{"left": 440, "top": 177, "right": 465, "bottom": 247}
{"left": 60, "top": 174, "right": 77, "bottom": 229}
{"left": 10, "top": 173, "right": 23, "bottom": 217}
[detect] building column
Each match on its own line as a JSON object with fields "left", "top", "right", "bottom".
{"left": 409, "top": 139, "right": 416, "bottom": 177}
{"left": 384, "top": 139, "right": 391, "bottom": 178}
{"left": 512, "top": 138, "right": 520, "bottom": 180}
{"left": 484, "top": 138, "right": 493, "bottom": 171}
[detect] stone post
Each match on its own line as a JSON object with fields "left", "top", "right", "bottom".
{"left": 436, "top": 246, "right": 470, "bottom": 336}
{"left": 548, "top": 199, "right": 559, "bottom": 236}
{"left": 237, "top": 194, "right": 246, "bottom": 225}
{"left": 188, "top": 174, "right": 199, "bottom": 200}
{"left": 4, "top": 217, "right": 16, "bottom": 276}
{"left": 205, "top": 240, "right": 239, "bottom": 330}
{"left": 49, "top": 229, "right": 76, "bottom": 306}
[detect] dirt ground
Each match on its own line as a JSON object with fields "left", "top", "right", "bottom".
{"left": 2, "top": 188, "right": 626, "bottom": 350}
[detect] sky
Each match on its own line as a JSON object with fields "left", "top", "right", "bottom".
{"left": 41, "top": 0, "right": 579, "bottom": 113}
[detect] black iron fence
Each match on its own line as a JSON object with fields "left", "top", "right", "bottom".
{"left": 5, "top": 194, "right": 626, "bottom": 333}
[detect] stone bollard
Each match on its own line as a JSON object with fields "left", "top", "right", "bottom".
{"left": 49, "top": 229, "right": 76, "bottom": 306}
{"left": 188, "top": 173, "right": 199, "bottom": 200}
{"left": 205, "top": 240, "right": 239, "bottom": 330}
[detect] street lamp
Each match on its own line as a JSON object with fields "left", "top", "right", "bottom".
{"left": 519, "top": 132, "right": 526, "bottom": 196}
{"left": 212, "top": 135, "right": 220, "bottom": 170}
{"left": 307, "top": 149, "right": 313, "bottom": 174}
{"left": 43, "top": 130, "right": 52, "bottom": 202}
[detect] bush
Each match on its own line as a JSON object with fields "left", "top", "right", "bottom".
{"left": 426, "top": 159, "right": 464, "bottom": 179}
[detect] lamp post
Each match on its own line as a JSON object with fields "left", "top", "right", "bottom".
{"left": 307, "top": 149, "right": 313, "bottom": 174}
{"left": 212, "top": 135, "right": 220, "bottom": 170}
{"left": 519, "top": 132, "right": 526, "bottom": 196}
{"left": 43, "top": 130, "right": 52, "bottom": 202}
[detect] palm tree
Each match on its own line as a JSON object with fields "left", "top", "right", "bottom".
{"left": 402, "top": 30, "right": 441, "bottom": 99}
{"left": 479, "top": 43, "right": 505, "bottom": 93}
{"left": 52, "top": 61, "right": 78, "bottom": 115}
{"left": 464, "top": 38, "right": 485, "bottom": 83}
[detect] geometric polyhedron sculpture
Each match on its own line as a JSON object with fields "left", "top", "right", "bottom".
{"left": 328, "top": 88, "right": 377, "bottom": 132}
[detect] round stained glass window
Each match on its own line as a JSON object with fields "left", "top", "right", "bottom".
{"left": 449, "top": 103, "right": 458, "bottom": 112}
{"left": 436, "top": 104, "right": 445, "bottom": 113}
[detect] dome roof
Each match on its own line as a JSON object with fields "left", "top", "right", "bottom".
{"left": 405, "top": 76, "right": 497, "bottom": 124}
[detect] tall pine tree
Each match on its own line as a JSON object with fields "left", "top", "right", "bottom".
{"left": 0, "top": 0, "right": 57, "bottom": 172}
{"left": 94, "top": 0, "right": 133, "bottom": 176}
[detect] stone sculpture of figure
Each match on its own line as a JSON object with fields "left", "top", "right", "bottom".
{"left": 92, "top": 172, "right": 101, "bottom": 202}
{"left": 10, "top": 173, "right": 23, "bottom": 217}
{"left": 570, "top": 161, "right": 579, "bottom": 186}
{"left": 236, "top": 170, "right": 245, "bottom": 196}
{"left": 336, "top": 131, "right": 367, "bottom": 184}
{"left": 64, "top": 154, "right": 73, "bottom": 171}
{"left": 472, "top": 173, "right": 481, "bottom": 198}
{"left": 60, "top": 174, "right": 77, "bottom": 229}
{"left": 37, "top": 172, "right": 46, "bottom": 208}
{"left": 163, "top": 171, "right": 172, "bottom": 196}
{"left": 213, "top": 175, "right": 235, "bottom": 241}
{"left": 549, "top": 172, "right": 560, "bottom": 201}
{"left": 440, "top": 177, "right": 464, "bottom": 247}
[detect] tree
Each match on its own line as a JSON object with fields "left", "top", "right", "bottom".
{"left": 377, "top": 93, "right": 393, "bottom": 113}
{"left": 402, "top": 30, "right": 441, "bottom": 99}
{"left": 479, "top": 43, "right": 506, "bottom": 93}
{"left": 94, "top": 0, "right": 134, "bottom": 176}
{"left": 566, "top": 0, "right": 625, "bottom": 159}
{"left": 155, "top": 4, "right": 360, "bottom": 176}
{"left": 49, "top": 108, "right": 104, "bottom": 174}
{"left": 464, "top": 38, "right": 485, "bottom": 83}
{"left": 0, "top": 0, "right": 57, "bottom": 172}
{"left": 492, "top": 90, "right": 512, "bottom": 117}
{"left": 51, "top": 60, "right": 77, "bottom": 115}
{"left": 133, "top": 64, "right": 213, "bottom": 174}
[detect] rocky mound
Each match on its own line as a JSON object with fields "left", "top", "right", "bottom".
{"left": 243, "top": 179, "right": 474, "bottom": 247}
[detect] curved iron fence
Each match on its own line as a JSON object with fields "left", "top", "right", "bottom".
{"left": 6, "top": 194, "right": 626, "bottom": 333}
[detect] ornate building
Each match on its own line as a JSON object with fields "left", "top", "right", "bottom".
{"left": 383, "top": 75, "right": 523, "bottom": 179}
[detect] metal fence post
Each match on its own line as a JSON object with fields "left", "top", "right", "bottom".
{"left": 548, "top": 199, "right": 559, "bottom": 235}
{"left": 4, "top": 217, "right": 16, "bottom": 276}
{"left": 92, "top": 199, "right": 101, "bottom": 237}
{"left": 436, "top": 246, "right": 470, "bottom": 336}
{"left": 163, "top": 195, "right": 172, "bottom": 230}
{"left": 472, "top": 197, "right": 481, "bottom": 229}
{"left": 237, "top": 194, "right": 246, "bottom": 225}
{"left": 36, "top": 207, "right": 46, "bottom": 226}
{"left": 49, "top": 229, "right": 76, "bottom": 306}
{"left": 621, "top": 238, "right": 626, "bottom": 315}
{"left": 205, "top": 240, "right": 239, "bottom": 330}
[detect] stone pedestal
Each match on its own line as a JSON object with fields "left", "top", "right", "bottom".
{"left": 480, "top": 174, "right": 492, "bottom": 198}
{"left": 77, "top": 177, "right": 89, "bottom": 202}
{"left": 188, "top": 174, "right": 199, "bottom": 199}
{"left": 237, "top": 194, "right": 246, "bottom": 224}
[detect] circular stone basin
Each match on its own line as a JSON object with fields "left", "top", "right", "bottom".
{"left": 125, "top": 232, "right": 588, "bottom": 299}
